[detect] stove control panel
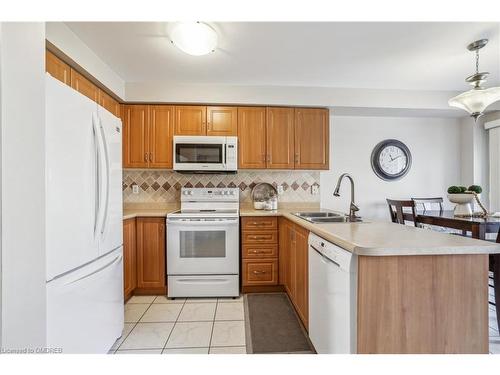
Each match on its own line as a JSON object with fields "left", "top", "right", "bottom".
{"left": 181, "top": 188, "right": 239, "bottom": 202}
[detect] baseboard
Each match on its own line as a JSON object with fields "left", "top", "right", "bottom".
{"left": 242, "top": 285, "right": 285, "bottom": 294}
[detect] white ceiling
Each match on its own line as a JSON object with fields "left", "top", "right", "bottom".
{"left": 66, "top": 22, "right": 500, "bottom": 91}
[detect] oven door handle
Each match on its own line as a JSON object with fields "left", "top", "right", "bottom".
{"left": 167, "top": 218, "right": 239, "bottom": 226}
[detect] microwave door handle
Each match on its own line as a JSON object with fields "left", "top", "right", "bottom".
{"left": 223, "top": 143, "right": 227, "bottom": 168}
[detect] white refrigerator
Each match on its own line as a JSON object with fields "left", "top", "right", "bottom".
{"left": 45, "top": 75, "right": 124, "bottom": 353}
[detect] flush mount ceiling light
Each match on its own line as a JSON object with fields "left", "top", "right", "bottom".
{"left": 448, "top": 39, "right": 500, "bottom": 121}
{"left": 169, "top": 22, "right": 217, "bottom": 56}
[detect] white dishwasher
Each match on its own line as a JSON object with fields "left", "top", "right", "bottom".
{"left": 308, "top": 233, "right": 357, "bottom": 354}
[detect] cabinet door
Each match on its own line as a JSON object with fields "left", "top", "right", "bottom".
{"left": 294, "top": 224, "right": 309, "bottom": 329}
{"left": 136, "top": 218, "right": 166, "bottom": 289}
{"left": 206, "top": 106, "right": 238, "bottom": 136}
{"left": 123, "top": 218, "right": 137, "bottom": 299}
{"left": 150, "top": 105, "right": 174, "bottom": 168}
{"left": 174, "top": 106, "right": 207, "bottom": 135}
{"left": 98, "top": 89, "right": 121, "bottom": 118}
{"left": 295, "top": 108, "right": 329, "bottom": 170}
{"left": 266, "top": 107, "right": 295, "bottom": 169}
{"left": 70, "top": 68, "right": 99, "bottom": 103}
{"left": 46, "top": 50, "right": 71, "bottom": 85}
{"left": 122, "top": 105, "right": 149, "bottom": 168}
{"left": 238, "top": 107, "right": 267, "bottom": 169}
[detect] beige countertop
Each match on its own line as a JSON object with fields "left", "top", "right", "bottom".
{"left": 124, "top": 202, "right": 500, "bottom": 256}
{"left": 123, "top": 203, "right": 180, "bottom": 220}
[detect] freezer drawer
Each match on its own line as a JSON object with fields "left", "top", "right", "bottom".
{"left": 47, "top": 248, "right": 124, "bottom": 353}
{"left": 168, "top": 275, "right": 239, "bottom": 298}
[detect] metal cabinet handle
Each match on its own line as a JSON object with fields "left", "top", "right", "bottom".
{"left": 295, "top": 153, "right": 299, "bottom": 163}
{"left": 144, "top": 153, "right": 148, "bottom": 162}
{"left": 149, "top": 152, "right": 153, "bottom": 162}
{"left": 251, "top": 235, "right": 269, "bottom": 240}
{"left": 252, "top": 270, "right": 266, "bottom": 275}
{"left": 251, "top": 250, "right": 263, "bottom": 254}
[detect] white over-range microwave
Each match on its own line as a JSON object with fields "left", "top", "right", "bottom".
{"left": 173, "top": 136, "right": 238, "bottom": 173}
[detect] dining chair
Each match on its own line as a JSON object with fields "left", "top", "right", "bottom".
{"left": 386, "top": 199, "right": 417, "bottom": 226}
{"left": 411, "top": 197, "right": 444, "bottom": 212}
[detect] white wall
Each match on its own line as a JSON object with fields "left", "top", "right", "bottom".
{"left": 320, "top": 115, "right": 462, "bottom": 220}
{"left": 125, "top": 82, "right": 463, "bottom": 113}
{"left": 46, "top": 23, "right": 125, "bottom": 99}
{"left": 0, "top": 23, "right": 46, "bottom": 350}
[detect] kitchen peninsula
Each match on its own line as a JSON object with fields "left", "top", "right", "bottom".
{"left": 123, "top": 203, "right": 500, "bottom": 354}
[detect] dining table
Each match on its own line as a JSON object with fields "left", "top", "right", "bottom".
{"left": 405, "top": 210, "right": 500, "bottom": 240}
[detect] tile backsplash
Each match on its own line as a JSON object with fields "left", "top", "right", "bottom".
{"left": 123, "top": 170, "right": 320, "bottom": 204}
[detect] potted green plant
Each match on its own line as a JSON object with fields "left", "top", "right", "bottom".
{"left": 447, "top": 185, "right": 483, "bottom": 216}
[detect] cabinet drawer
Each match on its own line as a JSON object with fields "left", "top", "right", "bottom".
{"left": 241, "top": 217, "right": 277, "bottom": 231}
{"left": 242, "top": 231, "right": 278, "bottom": 245}
{"left": 242, "top": 244, "right": 278, "bottom": 259}
{"left": 242, "top": 259, "right": 278, "bottom": 286}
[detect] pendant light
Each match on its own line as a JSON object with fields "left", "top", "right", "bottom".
{"left": 448, "top": 39, "right": 500, "bottom": 121}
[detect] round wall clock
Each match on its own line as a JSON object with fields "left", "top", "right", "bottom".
{"left": 371, "top": 139, "right": 412, "bottom": 181}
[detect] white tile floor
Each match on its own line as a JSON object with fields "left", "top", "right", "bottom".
{"left": 111, "top": 290, "right": 500, "bottom": 354}
{"left": 110, "top": 295, "right": 246, "bottom": 354}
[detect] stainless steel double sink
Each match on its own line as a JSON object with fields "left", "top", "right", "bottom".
{"left": 293, "top": 211, "right": 362, "bottom": 223}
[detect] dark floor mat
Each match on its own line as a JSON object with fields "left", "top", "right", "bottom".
{"left": 244, "top": 293, "right": 315, "bottom": 354}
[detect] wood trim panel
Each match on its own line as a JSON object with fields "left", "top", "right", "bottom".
{"left": 45, "top": 50, "right": 71, "bottom": 85}
{"left": 357, "top": 254, "right": 489, "bottom": 354}
{"left": 294, "top": 108, "right": 329, "bottom": 170}
{"left": 237, "top": 107, "right": 267, "bottom": 169}
{"left": 242, "top": 244, "right": 278, "bottom": 259}
{"left": 149, "top": 105, "right": 174, "bottom": 169}
{"left": 98, "top": 89, "right": 121, "bottom": 118}
{"left": 70, "top": 68, "right": 99, "bottom": 102}
{"left": 242, "top": 231, "right": 278, "bottom": 245}
{"left": 123, "top": 218, "right": 137, "bottom": 301}
{"left": 206, "top": 106, "right": 238, "bottom": 136}
{"left": 242, "top": 259, "right": 279, "bottom": 286}
{"left": 241, "top": 217, "right": 278, "bottom": 231}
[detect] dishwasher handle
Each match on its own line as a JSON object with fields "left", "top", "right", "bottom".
{"left": 310, "top": 245, "right": 341, "bottom": 268}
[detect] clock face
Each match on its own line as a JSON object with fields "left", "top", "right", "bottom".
{"left": 378, "top": 145, "right": 408, "bottom": 176}
{"left": 371, "top": 140, "right": 412, "bottom": 181}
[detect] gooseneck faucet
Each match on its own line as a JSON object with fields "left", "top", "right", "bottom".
{"left": 333, "top": 173, "right": 360, "bottom": 220}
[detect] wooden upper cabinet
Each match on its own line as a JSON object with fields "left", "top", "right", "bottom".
{"left": 174, "top": 106, "right": 207, "bottom": 135}
{"left": 70, "top": 68, "right": 99, "bottom": 102}
{"left": 149, "top": 105, "right": 174, "bottom": 169}
{"left": 136, "top": 218, "right": 166, "bottom": 289}
{"left": 122, "top": 105, "right": 149, "bottom": 168}
{"left": 46, "top": 50, "right": 71, "bottom": 85}
{"left": 295, "top": 108, "right": 329, "bottom": 170}
{"left": 206, "top": 106, "right": 238, "bottom": 136}
{"left": 266, "top": 107, "right": 295, "bottom": 169}
{"left": 237, "top": 107, "right": 267, "bottom": 169}
{"left": 98, "top": 89, "right": 121, "bottom": 118}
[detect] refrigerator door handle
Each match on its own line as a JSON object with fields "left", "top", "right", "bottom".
{"left": 92, "top": 113, "right": 104, "bottom": 240}
{"left": 98, "top": 116, "right": 111, "bottom": 237}
{"left": 62, "top": 253, "right": 122, "bottom": 286}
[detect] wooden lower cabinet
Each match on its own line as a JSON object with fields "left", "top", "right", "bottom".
{"left": 135, "top": 217, "right": 167, "bottom": 294}
{"left": 123, "top": 218, "right": 137, "bottom": 301}
{"left": 241, "top": 217, "right": 279, "bottom": 287}
{"left": 278, "top": 218, "right": 309, "bottom": 329}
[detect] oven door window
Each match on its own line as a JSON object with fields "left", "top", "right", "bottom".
{"left": 179, "top": 230, "right": 226, "bottom": 258}
{"left": 176, "top": 144, "right": 223, "bottom": 164}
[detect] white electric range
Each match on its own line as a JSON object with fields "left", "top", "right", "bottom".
{"left": 166, "top": 188, "right": 240, "bottom": 298}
